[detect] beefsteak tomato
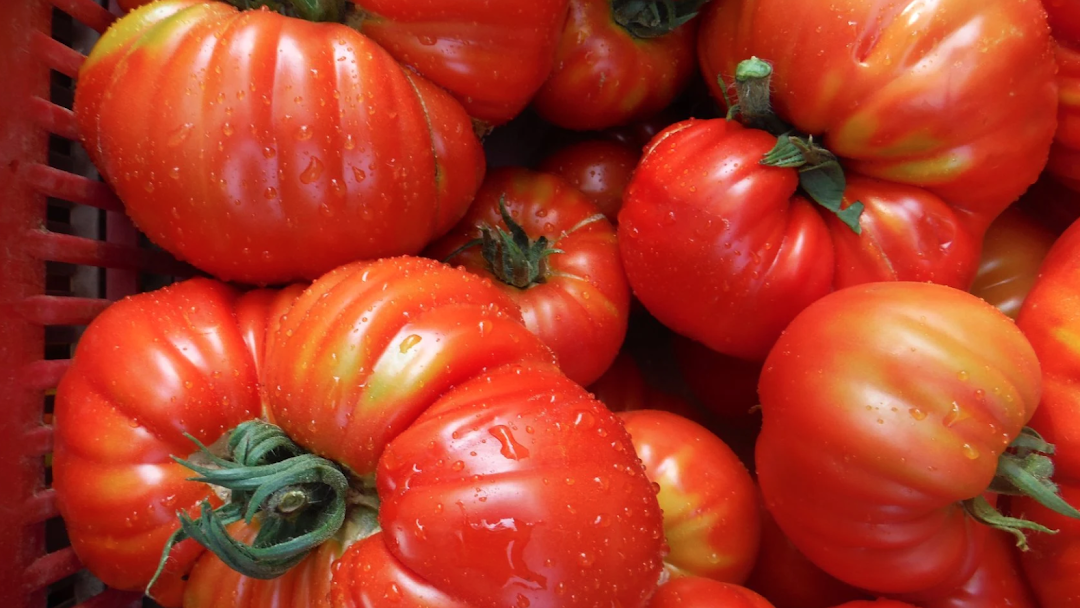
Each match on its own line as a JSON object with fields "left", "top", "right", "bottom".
{"left": 648, "top": 578, "right": 775, "bottom": 608}
{"left": 756, "top": 282, "right": 1048, "bottom": 595}
{"left": 903, "top": 528, "right": 1037, "bottom": 608}
{"left": 425, "top": 167, "right": 630, "bottom": 386}
{"left": 75, "top": 0, "right": 485, "bottom": 285}
{"left": 1044, "top": 0, "right": 1080, "bottom": 190}
{"left": 532, "top": 0, "right": 701, "bottom": 130}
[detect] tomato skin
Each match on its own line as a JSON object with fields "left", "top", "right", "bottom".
{"left": 425, "top": 167, "right": 631, "bottom": 386}
{"left": 351, "top": 0, "right": 569, "bottom": 126}
{"left": 648, "top": 578, "right": 775, "bottom": 608}
{"left": 538, "top": 139, "right": 640, "bottom": 223}
{"left": 618, "top": 119, "right": 980, "bottom": 360}
{"left": 620, "top": 410, "right": 760, "bottom": 584}
{"left": 331, "top": 534, "right": 473, "bottom": 608}
{"left": 1046, "top": 0, "right": 1080, "bottom": 43}
{"left": 672, "top": 335, "right": 761, "bottom": 421}
{"left": 532, "top": 0, "right": 697, "bottom": 130}
{"left": 757, "top": 282, "right": 1041, "bottom": 595}
{"left": 744, "top": 502, "right": 870, "bottom": 608}
{"left": 53, "top": 279, "right": 296, "bottom": 606}
{"left": 1015, "top": 218, "right": 1080, "bottom": 606}
{"left": 969, "top": 205, "right": 1055, "bottom": 319}
{"left": 698, "top": 0, "right": 1056, "bottom": 221}
{"left": 1048, "top": 42, "right": 1080, "bottom": 191}
{"left": 75, "top": 0, "right": 485, "bottom": 285}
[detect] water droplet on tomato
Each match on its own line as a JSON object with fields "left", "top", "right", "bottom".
{"left": 222, "top": 122, "right": 234, "bottom": 136}
{"left": 399, "top": 334, "right": 422, "bottom": 353}
{"left": 418, "top": 34, "right": 437, "bottom": 46}
{"left": 168, "top": 167, "right": 180, "bottom": 180}
{"left": 262, "top": 147, "right": 276, "bottom": 159}
{"left": 489, "top": 425, "right": 530, "bottom": 460}
{"left": 264, "top": 186, "right": 278, "bottom": 199}
{"left": 352, "top": 166, "right": 367, "bottom": 182}
{"left": 962, "top": 443, "right": 980, "bottom": 460}
{"left": 957, "top": 370, "right": 969, "bottom": 381}
{"left": 943, "top": 402, "right": 968, "bottom": 427}
{"left": 478, "top": 319, "right": 492, "bottom": 336}
{"left": 516, "top": 594, "right": 530, "bottom": 608}
{"left": 384, "top": 582, "right": 402, "bottom": 603}
{"left": 909, "top": 408, "right": 927, "bottom": 420}
{"left": 297, "top": 125, "right": 313, "bottom": 141}
{"left": 344, "top": 134, "right": 356, "bottom": 150}
{"left": 300, "top": 157, "right": 324, "bottom": 184}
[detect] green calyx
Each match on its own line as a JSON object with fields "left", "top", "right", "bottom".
{"left": 611, "top": 0, "right": 710, "bottom": 39}
{"left": 720, "top": 57, "right": 864, "bottom": 234}
{"left": 226, "top": 0, "right": 346, "bottom": 22}
{"left": 962, "top": 427, "right": 1080, "bottom": 550}
{"left": 148, "top": 421, "right": 361, "bottom": 592}
{"left": 444, "top": 196, "right": 563, "bottom": 290}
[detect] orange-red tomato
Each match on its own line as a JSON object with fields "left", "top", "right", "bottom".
{"left": 969, "top": 205, "right": 1056, "bottom": 319}
{"left": 1045, "top": 0, "right": 1080, "bottom": 191}
{"left": 620, "top": 410, "right": 761, "bottom": 584}
{"left": 648, "top": 578, "right": 776, "bottom": 608}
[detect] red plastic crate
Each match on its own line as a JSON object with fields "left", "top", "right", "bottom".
{"left": 0, "top": 1, "right": 192, "bottom": 606}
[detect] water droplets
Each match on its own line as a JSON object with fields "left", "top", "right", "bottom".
{"left": 300, "top": 156, "right": 324, "bottom": 184}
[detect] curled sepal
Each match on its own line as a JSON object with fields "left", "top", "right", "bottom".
{"left": 761, "top": 135, "right": 864, "bottom": 233}
{"left": 988, "top": 427, "right": 1080, "bottom": 520}
{"left": 146, "top": 421, "right": 350, "bottom": 592}
{"left": 961, "top": 495, "right": 1058, "bottom": 551}
{"left": 612, "top": 0, "right": 710, "bottom": 39}
{"left": 226, "top": 0, "right": 345, "bottom": 22}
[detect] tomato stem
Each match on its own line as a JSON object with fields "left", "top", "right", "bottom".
{"left": 443, "top": 196, "right": 564, "bottom": 290}
{"left": 147, "top": 421, "right": 355, "bottom": 591}
{"left": 611, "top": 0, "right": 709, "bottom": 39}
{"left": 226, "top": 0, "right": 346, "bottom": 23}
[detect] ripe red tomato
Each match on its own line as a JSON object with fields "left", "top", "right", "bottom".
{"left": 538, "top": 139, "right": 640, "bottom": 222}
{"left": 52, "top": 279, "right": 299, "bottom": 606}
{"left": 425, "top": 167, "right": 631, "bottom": 386}
{"left": 1015, "top": 218, "right": 1080, "bottom": 606}
{"left": 969, "top": 205, "right": 1056, "bottom": 319}
{"left": 1044, "top": 0, "right": 1080, "bottom": 190}
{"left": 349, "top": 0, "right": 569, "bottom": 127}
{"left": 620, "top": 410, "right": 760, "bottom": 584}
{"left": 698, "top": 0, "right": 1056, "bottom": 221}
{"left": 532, "top": 0, "right": 700, "bottom": 130}
{"left": 75, "top": 0, "right": 485, "bottom": 285}
{"left": 672, "top": 335, "right": 761, "bottom": 421}
{"left": 619, "top": 118, "right": 982, "bottom": 360}
{"left": 757, "top": 282, "right": 1043, "bottom": 595}
{"left": 744, "top": 500, "right": 870, "bottom": 608}
{"left": 648, "top": 578, "right": 775, "bottom": 608}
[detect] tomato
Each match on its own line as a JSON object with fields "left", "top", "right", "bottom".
{"left": 1015, "top": 218, "right": 1080, "bottom": 606}
{"left": 619, "top": 118, "right": 982, "bottom": 360}
{"left": 424, "top": 167, "right": 630, "bottom": 386}
{"left": 698, "top": 0, "right": 1056, "bottom": 222}
{"left": 672, "top": 335, "right": 761, "bottom": 421}
{"left": 1048, "top": 42, "right": 1080, "bottom": 191}
{"left": 969, "top": 204, "right": 1056, "bottom": 319}
{"left": 648, "top": 578, "right": 775, "bottom": 608}
{"left": 757, "top": 282, "right": 1043, "bottom": 595}
{"left": 744, "top": 501, "right": 870, "bottom": 608}
{"left": 532, "top": 0, "right": 700, "bottom": 130}
{"left": 349, "top": 0, "right": 569, "bottom": 127}
{"left": 75, "top": 0, "right": 485, "bottom": 285}
{"left": 900, "top": 528, "right": 1037, "bottom": 608}
{"left": 52, "top": 279, "right": 300, "bottom": 606}
{"left": 620, "top": 410, "right": 760, "bottom": 584}
{"left": 538, "top": 139, "right": 640, "bottom": 222}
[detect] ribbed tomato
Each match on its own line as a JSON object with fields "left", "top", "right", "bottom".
{"left": 1045, "top": 0, "right": 1080, "bottom": 190}
{"left": 648, "top": 578, "right": 776, "bottom": 608}
{"left": 539, "top": 139, "right": 640, "bottom": 223}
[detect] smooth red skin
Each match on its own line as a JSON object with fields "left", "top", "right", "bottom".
{"left": 620, "top": 410, "right": 761, "bottom": 584}
{"left": 425, "top": 167, "right": 631, "bottom": 386}
{"left": 532, "top": 0, "right": 697, "bottom": 130}
{"left": 1015, "top": 218, "right": 1080, "bottom": 606}
{"left": 757, "top": 282, "right": 1042, "bottom": 595}
{"left": 331, "top": 534, "right": 473, "bottom": 608}
{"left": 1048, "top": 42, "right": 1080, "bottom": 191}
{"left": 1046, "top": 0, "right": 1080, "bottom": 43}
{"left": 185, "top": 521, "right": 342, "bottom": 608}
{"left": 618, "top": 119, "right": 980, "bottom": 360}
{"left": 648, "top": 578, "right": 775, "bottom": 608}
{"left": 351, "top": 0, "right": 569, "bottom": 126}
{"left": 374, "top": 364, "right": 666, "bottom": 608}
{"left": 672, "top": 335, "right": 761, "bottom": 421}
{"left": 969, "top": 205, "right": 1056, "bottom": 319}
{"left": 538, "top": 139, "right": 639, "bottom": 223}
{"left": 698, "top": 0, "right": 1057, "bottom": 223}
{"left": 745, "top": 500, "right": 870, "bottom": 608}
{"left": 900, "top": 528, "right": 1037, "bottom": 608}
{"left": 53, "top": 279, "right": 297, "bottom": 607}
{"left": 75, "top": 0, "right": 484, "bottom": 285}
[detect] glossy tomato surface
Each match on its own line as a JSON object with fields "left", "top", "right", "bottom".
{"left": 425, "top": 167, "right": 630, "bottom": 386}
{"left": 53, "top": 279, "right": 299, "bottom": 606}
{"left": 903, "top": 528, "right": 1037, "bottom": 608}
{"left": 351, "top": 0, "right": 569, "bottom": 126}
{"left": 757, "top": 282, "right": 1042, "bottom": 595}
{"left": 698, "top": 0, "right": 1056, "bottom": 220}
{"left": 969, "top": 204, "right": 1056, "bottom": 319}
{"left": 538, "top": 139, "right": 640, "bottom": 222}
{"left": 1015, "top": 218, "right": 1080, "bottom": 606}
{"left": 75, "top": 0, "right": 484, "bottom": 284}
{"left": 648, "top": 578, "right": 775, "bottom": 608}
{"left": 620, "top": 410, "right": 760, "bottom": 583}
{"left": 533, "top": 0, "right": 699, "bottom": 130}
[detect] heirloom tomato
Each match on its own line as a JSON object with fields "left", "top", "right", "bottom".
{"left": 1015, "top": 217, "right": 1080, "bottom": 606}
{"left": 620, "top": 410, "right": 760, "bottom": 584}
{"left": 532, "top": 0, "right": 701, "bottom": 130}
{"left": 75, "top": 0, "right": 485, "bottom": 285}
{"left": 969, "top": 205, "right": 1055, "bottom": 319}
{"left": 539, "top": 139, "right": 640, "bottom": 222}
{"left": 56, "top": 258, "right": 667, "bottom": 608}
{"left": 648, "top": 578, "right": 775, "bottom": 608}
{"left": 1045, "top": 0, "right": 1080, "bottom": 190}
{"left": 425, "top": 167, "right": 630, "bottom": 386}
{"left": 53, "top": 279, "right": 302, "bottom": 606}
{"left": 349, "top": 0, "right": 569, "bottom": 127}
{"left": 757, "top": 282, "right": 1049, "bottom": 595}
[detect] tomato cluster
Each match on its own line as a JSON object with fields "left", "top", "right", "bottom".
{"left": 53, "top": 0, "right": 1080, "bottom": 606}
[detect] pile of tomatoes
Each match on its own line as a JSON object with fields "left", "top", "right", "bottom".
{"left": 53, "top": 0, "right": 1080, "bottom": 606}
